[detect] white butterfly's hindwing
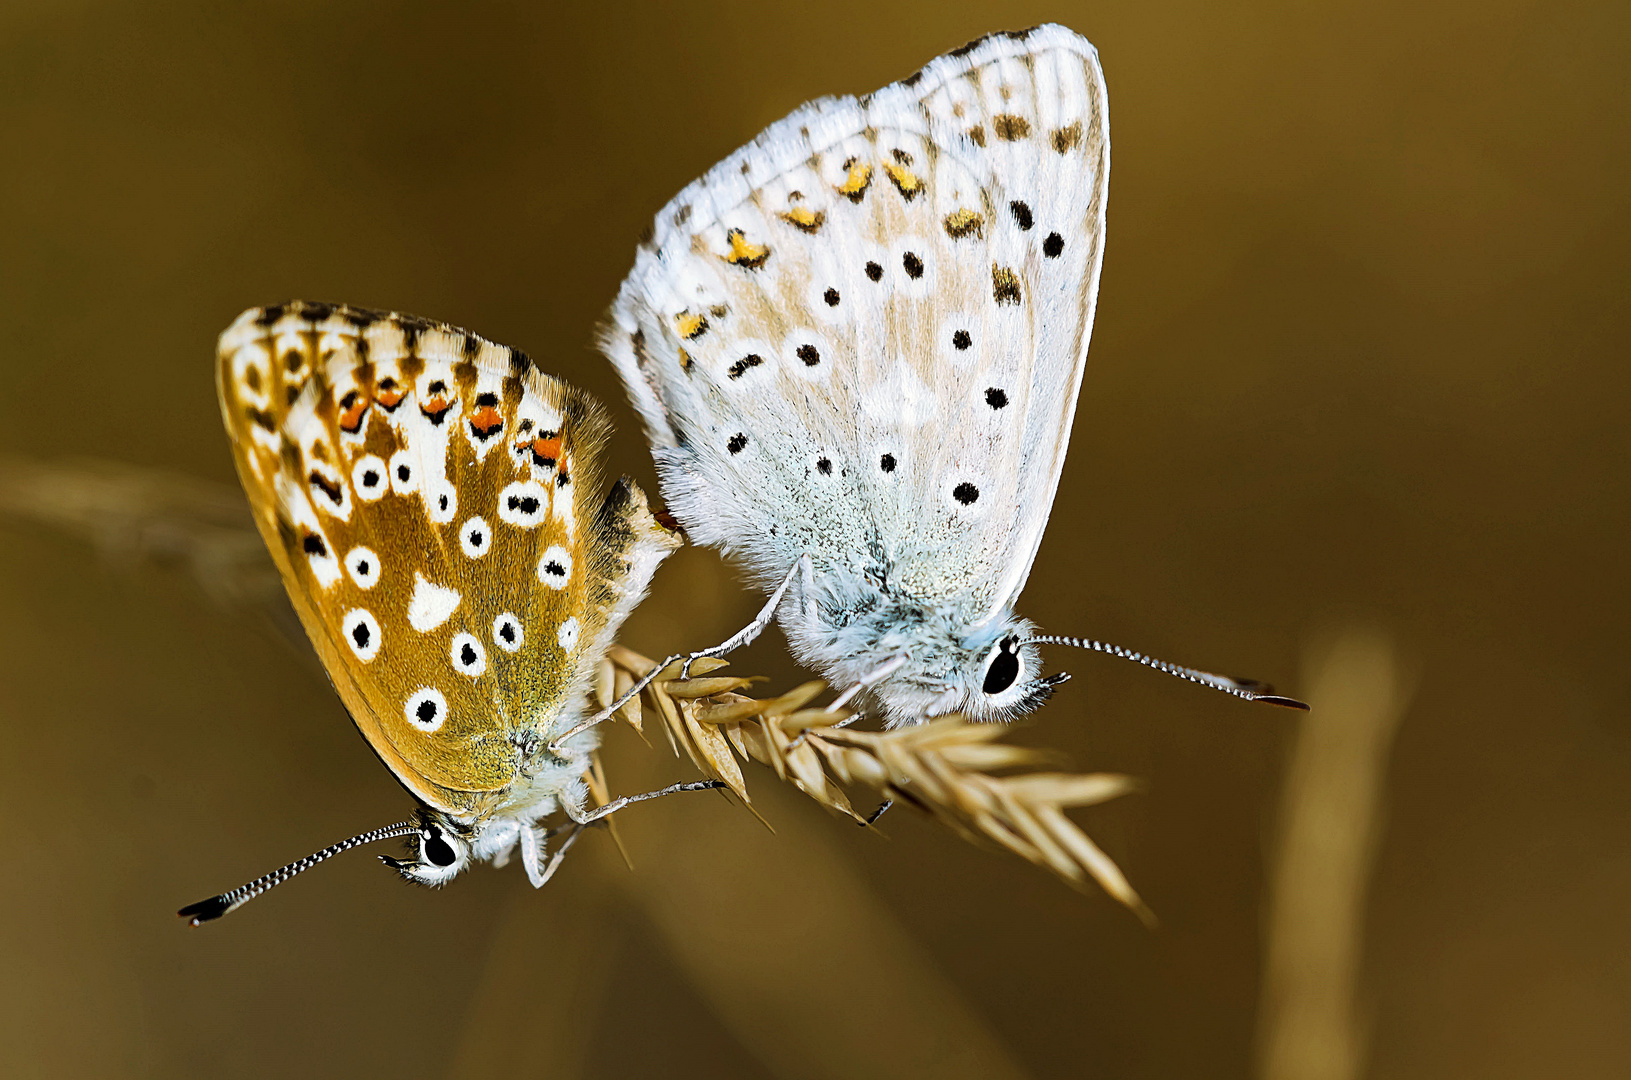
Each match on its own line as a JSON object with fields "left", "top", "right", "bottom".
{"left": 218, "top": 302, "right": 679, "bottom": 817}
{"left": 604, "top": 26, "right": 1107, "bottom": 723}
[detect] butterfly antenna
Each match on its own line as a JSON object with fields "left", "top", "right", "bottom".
{"left": 1023, "top": 635, "right": 1310, "bottom": 710}
{"left": 177, "top": 819, "right": 420, "bottom": 926}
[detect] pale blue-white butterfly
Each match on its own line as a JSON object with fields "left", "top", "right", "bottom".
{"left": 592, "top": 25, "right": 1306, "bottom": 732}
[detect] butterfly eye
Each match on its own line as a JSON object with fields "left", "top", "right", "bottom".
{"left": 492, "top": 613, "right": 524, "bottom": 653}
{"left": 449, "top": 633, "right": 487, "bottom": 677}
{"left": 421, "top": 824, "right": 458, "bottom": 868}
{"left": 404, "top": 687, "right": 447, "bottom": 733}
{"left": 982, "top": 636, "right": 1022, "bottom": 696}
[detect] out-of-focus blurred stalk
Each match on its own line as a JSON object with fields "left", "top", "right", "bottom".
{"left": 0, "top": 456, "right": 277, "bottom": 604}
{"left": 1257, "top": 628, "right": 1414, "bottom": 1080}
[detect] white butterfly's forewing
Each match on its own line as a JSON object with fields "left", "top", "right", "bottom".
{"left": 606, "top": 26, "right": 1107, "bottom": 634}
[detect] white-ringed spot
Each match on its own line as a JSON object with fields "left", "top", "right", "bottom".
{"left": 407, "top": 572, "right": 461, "bottom": 633}
{"left": 388, "top": 450, "right": 419, "bottom": 495}
{"left": 557, "top": 617, "right": 580, "bottom": 652}
{"left": 427, "top": 478, "right": 457, "bottom": 524}
{"left": 537, "top": 545, "right": 572, "bottom": 588}
{"left": 344, "top": 546, "right": 381, "bottom": 589}
{"left": 404, "top": 687, "right": 447, "bottom": 733}
{"left": 492, "top": 613, "right": 524, "bottom": 653}
{"left": 352, "top": 455, "right": 388, "bottom": 502}
{"left": 498, "top": 480, "right": 549, "bottom": 528}
{"left": 449, "top": 632, "right": 487, "bottom": 677}
{"left": 342, "top": 609, "right": 381, "bottom": 662}
{"left": 459, "top": 516, "right": 491, "bottom": 558}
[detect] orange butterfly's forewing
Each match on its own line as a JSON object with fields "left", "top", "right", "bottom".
{"left": 217, "top": 303, "right": 679, "bottom": 819}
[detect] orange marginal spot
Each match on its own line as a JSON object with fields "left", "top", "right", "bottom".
{"left": 421, "top": 395, "right": 452, "bottom": 423}
{"left": 375, "top": 379, "right": 405, "bottom": 409}
{"left": 943, "top": 208, "right": 983, "bottom": 239}
{"left": 678, "top": 348, "right": 693, "bottom": 372}
{"left": 469, "top": 405, "right": 503, "bottom": 440}
{"left": 527, "top": 435, "right": 563, "bottom": 468}
{"left": 778, "top": 206, "right": 825, "bottom": 233}
{"left": 674, "top": 311, "right": 709, "bottom": 340}
{"left": 836, "top": 158, "right": 872, "bottom": 203}
{"left": 883, "top": 163, "right": 924, "bottom": 200}
{"left": 721, "top": 229, "right": 770, "bottom": 270}
{"left": 337, "top": 390, "right": 370, "bottom": 433}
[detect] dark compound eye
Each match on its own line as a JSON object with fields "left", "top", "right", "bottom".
{"left": 983, "top": 637, "right": 1021, "bottom": 695}
{"left": 423, "top": 825, "right": 458, "bottom": 868}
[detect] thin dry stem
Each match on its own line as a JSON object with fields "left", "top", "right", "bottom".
{"left": 603, "top": 646, "right": 1152, "bottom": 921}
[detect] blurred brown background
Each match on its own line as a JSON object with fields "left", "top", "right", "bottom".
{"left": 1, "top": 1, "right": 1625, "bottom": 1077}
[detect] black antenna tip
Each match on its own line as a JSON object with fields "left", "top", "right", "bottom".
{"left": 177, "top": 896, "right": 233, "bottom": 926}
{"left": 1255, "top": 694, "right": 1311, "bottom": 711}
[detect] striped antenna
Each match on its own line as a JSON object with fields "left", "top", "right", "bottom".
{"left": 1022, "top": 634, "right": 1310, "bottom": 710}
{"left": 178, "top": 819, "right": 420, "bottom": 926}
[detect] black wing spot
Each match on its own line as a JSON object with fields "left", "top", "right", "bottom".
{"left": 351, "top": 621, "right": 370, "bottom": 649}
{"left": 1009, "top": 200, "right": 1034, "bottom": 230}
{"left": 361, "top": 469, "right": 381, "bottom": 489}
{"left": 817, "top": 457, "right": 832, "bottom": 475}
{"left": 880, "top": 453, "right": 897, "bottom": 473}
{"left": 416, "top": 699, "right": 438, "bottom": 725}
{"left": 797, "top": 344, "right": 820, "bottom": 366}
{"left": 953, "top": 482, "right": 979, "bottom": 505}
{"left": 952, "top": 329, "right": 972, "bottom": 351}
{"left": 302, "top": 533, "right": 327, "bottom": 557}
{"left": 985, "top": 387, "right": 1008, "bottom": 409}
{"left": 865, "top": 261, "right": 883, "bottom": 282}
{"left": 823, "top": 287, "right": 841, "bottom": 306}
{"left": 460, "top": 642, "right": 477, "bottom": 666}
{"left": 728, "top": 353, "right": 764, "bottom": 379}
{"left": 902, "top": 252, "right": 924, "bottom": 279}
{"left": 1043, "top": 232, "right": 1064, "bottom": 258}
{"left": 727, "top": 433, "right": 748, "bottom": 455}
{"left": 396, "top": 463, "right": 412, "bottom": 482}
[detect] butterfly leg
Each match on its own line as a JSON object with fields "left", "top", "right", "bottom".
{"left": 577, "top": 779, "right": 728, "bottom": 825}
{"left": 551, "top": 557, "right": 812, "bottom": 751}
{"left": 826, "top": 652, "right": 911, "bottom": 715}
{"left": 519, "top": 821, "right": 544, "bottom": 887}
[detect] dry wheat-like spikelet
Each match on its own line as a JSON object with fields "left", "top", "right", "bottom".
{"left": 596, "top": 645, "right": 1153, "bottom": 922}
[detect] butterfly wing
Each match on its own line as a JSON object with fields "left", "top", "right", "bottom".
{"left": 218, "top": 303, "right": 678, "bottom": 818}
{"left": 605, "top": 25, "right": 1107, "bottom": 624}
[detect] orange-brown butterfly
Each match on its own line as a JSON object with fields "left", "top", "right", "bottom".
{"left": 181, "top": 301, "right": 717, "bottom": 925}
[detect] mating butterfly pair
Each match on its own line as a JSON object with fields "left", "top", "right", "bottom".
{"left": 182, "top": 25, "right": 1302, "bottom": 925}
